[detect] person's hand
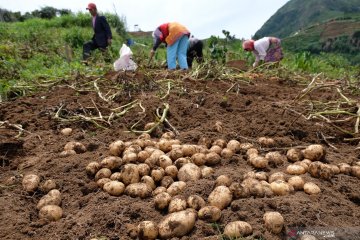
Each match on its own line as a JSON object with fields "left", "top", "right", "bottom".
{"left": 108, "top": 38, "right": 112, "bottom": 46}
{"left": 253, "top": 61, "right": 259, "bottom": 68}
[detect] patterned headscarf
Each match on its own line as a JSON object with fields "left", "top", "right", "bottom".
{"left": 242, "top": 40, "right": 255, "bottom": 51}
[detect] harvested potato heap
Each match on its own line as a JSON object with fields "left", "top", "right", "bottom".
{"left": 22, "top": 174, "right": 63, "bottom": 221}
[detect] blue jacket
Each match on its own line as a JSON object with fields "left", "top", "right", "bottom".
{"left": 92, "top": 15, "right": 112, "bottom": 48}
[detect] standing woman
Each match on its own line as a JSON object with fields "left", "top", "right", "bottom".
{"left": 149, "top": 22, "right": 190, "bottom": 70}
{"left": 242, "top": 37, "right": 283, "bottom": 67}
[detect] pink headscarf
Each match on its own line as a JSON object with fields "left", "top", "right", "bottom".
{"left": 242, "top": 40, "right": 255, "bottom": 51}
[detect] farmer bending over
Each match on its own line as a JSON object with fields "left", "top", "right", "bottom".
{"left": 83, "top": 3, "right": 112, "bottom": 61}
{"left": 149, "top": 22, "right": 190, "bottom": 70}
{"left": 187, "top": 36, "right": 204, "bottom": 68}
{"left": 242, "top": 37, "right": 283, "bottom": 67}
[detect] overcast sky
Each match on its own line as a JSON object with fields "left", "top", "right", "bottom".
{"left": 0, "top": 0, "right": 290, "bottom": 39}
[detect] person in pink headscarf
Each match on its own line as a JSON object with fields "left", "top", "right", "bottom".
{"left": 242, "top": 37, "right": 283, "bottom": 67}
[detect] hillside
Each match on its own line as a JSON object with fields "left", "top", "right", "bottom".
{"left": 254, "top": 0, "right": 360, "bottom": 38}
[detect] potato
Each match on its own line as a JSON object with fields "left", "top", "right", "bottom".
{"left": 125, "top": 183, "right": 152, "bottom": 198}
{"left": 255, "top": 172, "right": 268, "bottom": 181}
{"left": 137, "top": 150, "right": 150, "bottom": 163}
{"left": 319, "top": 164, "right": 334, "bottom": 180}
{"left": 250, "top": 156, "right": 268, "bottom": 169}
{"left": 308, "top": 161, "right": 323, "bottom": 178}
{"left": 59, "top": 149, "right": 77, "bottom": 157}
{"left": 270, "top": 180, "right": 291, "bottom": 196}
{"left": 133, "top": 139, "right": 145, "bottom": 149}
{"left": 288, "top": 176, "right": 305, "bottom": 190}
{"left": 167, "top": 181, "right": 186, "bottom": 196}
{"left": 121, "top": 164, "right": 140, "bottom": 185}
{"left": 154, "top": 192, "right": 172, "bottom": 210}
{"left": 191, "top": 153, "right": 206, "bottom": 166}
{"left": 103, "top": 181, "right": 125, "bottom": 196}
{"left": 212, "top": 138, "right": 227, "bottom": 148}
{"left": 101, "top": 156, "right": 123, "bottom": 170}
{"left": 229, "top": 183, "right": 250, "bottom": 199}
{"left": 294, "top": 161, "right": 309, "bottom": 171}
{"left": 208, "top": 186, "right": 233, "bottom": 210}
{"left": 223, "top": 221, "right": 253, "bottom": 238}
{"left": 263, "top": 212, "right": 284, "bottom": 234}
{"left": 260, "top": 181, "right": 274, "bottom": 197}
{"left": 268, "top": 172, "right": 286, "bottom": 183}
{"left": 161, "top": 131, "right": 175, "bottom": 140}
{"left": 181, "top": 144, "right": 197, "bottom": 157}
{"left": 39, "top": 205, "right": 63, "bottom": 221}
{"left": 195, "top": 144, "right": 209, "bottom": 154}
{"left": 64, "top": 141, "right": 86, "bottom": 153}
{"left": 96, "top": 178, "right": 111, "bottom": 188}
{"left": 125, "top": 144, "right": 141, "bottom": 154}
{"left": 187, "top": 195, "right": 206, "bottom": 210}
{"left": 169, "top": 148, "right": 184, "bottom": 161}
{"left": 258, "top": 137, "right": 275, "bottom": 147}
{"left": 351, "top": 166, "right": 360, "bottom": 178}
{"left": 249, "top": 182, "right": 265, "bottom": 198}
{"left": 86, "top": 162, "right": 101, "bottom": 176}
{"left": 157, "top": 140, "right": 172, "bottom": 153}
{"left": 240, "top": 142, "right": 254, "bottom": 151}
{"left": 161, "top": 176, "right": 174, "bottom": 188}
{"left": 138, "top": 163, "right": 150, "bottom": 176}
{"left": 265, "top": 151, "right": 286, "bottom": 166}
{"left": 36, "top": 189, "right": 61, "bottom": 210}
{"left": 177, "top": 163, "right": 201, "bottom": 182}
{"left": 22, "top": 174, "right": 40, "bottom": 192}
{"left": 338, "top": 163, "right": 351, "bottom": 175}
{"left": 158, "top": 155, "right": 173, "bottom": 169}
{"left": 302, "top": 144, "right": 325, "bottom": 161}
{"left": 144, "top": 146, "right": 157, "bottom": 155}
{"left": 209, "top": 145, "right": 222, "bottom": 155}
{"left": 141, "top": 176, "right": 156, "bottom": 190}
{"left": 109, "top": 140, "right": 125, "bottom": 156}
{"left": 286, "top": 164, "right": 306, "bottom": 175}
{"left": 205, "top": 152, "right": 221, "bottom": 165}
{"left": 158, "top": 209, "right": 197, "bottom": 238}
{"left": 168, "top": 195, "right": 187, "bottom": 213}
{"left": 40, "top": 179, "right": 57, "bottom": 193}
{"left": 246, "top": 148, "right": 258, "bottom": 158}
{"left": 215, "top": 175, "right": 232, "bottom": 187}
{"left": 152, "top": 186, "right": 167, "bottom": 196}
{"left": 227, "top": 139, "right": 240, "bottom": 153}
{"left": 110, "top": 172, "right": 122, "bottom": 181}
{"left": 95, "top": 168, "right": 112, "bottom": 181}
{"left": 198, "top": 206, "right": 222, "bottom": 222}
{"left": 304, "top": 182, "right": 321, "bottom": 194}
{"left": 243, "top": 171, "right": 256, "bottom": 179}
{"left": 201, "top": 166, "right": 214, "bottom": 178}
{"left": 174, "top": 157, "right": 191, "bottom": 169}
{"left": 328, "top": 164, "right": 340, "bottom": 175}
{"left": 286, "top": 148, "right": 303, "bottom": 162}
{"left": 123, "top": 152, "right": 138, "bottom": 163}
{"left": 165, "top": 165, "right": 178, "bottom": 179}
{"left": 242, "top": 178, "right": 260, "bottom": 189}
{"left": 221, "top": 148, "right": 234, "bottom": 159}
{"left": 137, "top": 221, "right": 158, "bottom": 240}
{"left": 60, "top": 127, "right": 72, "bottom": 136}
{"left": 151, "top": 167, "right": 165, "bottom": 182}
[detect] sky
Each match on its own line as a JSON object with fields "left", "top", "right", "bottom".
{"left": 0, "top": 0, "right": 290, "bottom": 39}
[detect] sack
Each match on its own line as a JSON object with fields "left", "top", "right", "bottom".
{"left": 113, "top": 44, "right": 137, "bottom": 71}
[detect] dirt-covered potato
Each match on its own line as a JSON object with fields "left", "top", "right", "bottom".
{"left": 64, "top": 141, "right": 86, "bottom": 153}
{"left": 121, "top": 164, "right": 140, "bottom": 185}
{"left": 154, "top": 192, "right": 172, "bottom": 210}
{"left": 250, "top": 156, "right": 268, "bottom": 169}
{"left": 215, "top": 175, "right": 232, "bottom": 187}
{"left": 294, "top": 161, "right": 309, "bottom": 171}
{"left": 110, "top": 172, "right": 122, "bottom": 181}
{"left": 208, "top": 186, "right": 233, "bottom": 210}
{"left": 101, "top": 156, "right": 123, "bottom": 170}
{"left": 258, "top": 137, "right": 275, "bottom": 147}
{"left": 125, "top": 183, "right": 152, "bottom": 198}
{"left": 161, "top": 131, "right": 175, "bottom": 140}
{"left": 96, "top": 178, "right": 111, "bottom": 188}
{"left": 255, "top": 172, "right": 268, "bottom": 181}
{"left": 122, "top": 152, "right": 138, "bottom": 163}
{"left": 22, "top": 174, "right": 40, "bottom": 192}
{"left": 40, "top": 179, "right": 57, "bottom": 193}
{"left": 246, "top": 148, "right": 259, "bottom": 159}
{"left": 260, "top": 181, "right": 274, "bottom": 197}
{"left": 103, "top": 181, "right": 125, "bottom": 196}
{"left": 141, "top": 176, "right": 156, "bottom": 190}
{"left": 328, "top": 164, "right": 340, "bottom": 175}
{"left": 36, "top": 189, "right": 61, "bottom": 210}
{"left": 60, "top": 128, "right": 72, "bottom": 136}
{"left": 168, "top": 148, "right": 184, "bottom": 161}
{"left": 308, "top": 161, "right": 323, "bottom": 178}
{"left": 158, "top": 155, "right": 172, "bottom": 169}
{"left": 164, "top": 165, "right": 178, "bottom": 179}
{"left": 302, "top": 144, "right": 325, "bottom": 161}
{"left": 268, "top": 172, "right": 286, "bottom": 183}
{"left": 177, "top": 163, "right": 201, "bottom": 182}
{"left": 39, "top": 205, "right": 63, "bottom": 221}
{"left": 137, "top": 150, "right": 150, "bottom": 163}
{"left": 240, "top": 142, "right": 254, "bottom": 151}
{"left": 212, "top": 138, "right": 227, "bottom": 148}
{"left": 263, "top": 212, "right": 284, "bottom": 234}
{"left": 338, "top": 163, "right": 351, "bottom": 175}
{"left": 286, "top": 148, "right": 303, "bottom": 162}
{"left": 137, "top": 221, "right": 158, "bottom": 240}
{"left": 198, "top": 206, "right": 222, "bottom": 222}
{"left": 209, "top": 145, "right": 222, "bottom": 155}
{"left": 201, "top": 166, "right": 214, "bottom": 178}
{"left": 182, "top": 144, "right": 197, "bottom": 157}
{"left": 223, "top": 221, "right": 253, "bottom": 238}
{"left": 158, "top": 209, "right": 197, "bottom": 239}
{"left": 109, "top": 140, "right": 125, "bottom": 156}
{"left": 303, "top": 182, "right": 321, "bottom": 194}
{"left": 137, "top": 163, "right": 150, "bottom": 177}
{"left": 174, "top": 157, "right": 191, "bottom": 169}
{"left": 159, "top": 176, "right": 173, "bottom": 188}
{"left": 227, "top": 139, "right": 240, "bottom": 153}
{"left": 205, "top": 152, "right": 221, "bottom": 165}
{"left": 151, "top": 167, "right": 165, "bottom": 182}
{"left": 152, "top": 186, "right": 167, "bottom": 196}
{"left": 286, "top": 164, "right": 307, "bottom": 175}
{"left": 95, "top": 168, "right": 112, "bottom": 181}
{"left": 265, "top": 151, "right": 286, "bottom": 166}
{"left": 167, "top": 181, "right": 186, "bottom": 196}
{"left": 221, "top": 148, "right": 234, "bottom": 159}
{"left": 59, "top": 149, "right": 77, "bottom": 157}
{"left": 351, "top": 166, "right": 360, "bottom": 178}
{"left": 191, "top": 153, "right": 206, "bottom": 166}
{"left": 288, "top": 176, "right": 305, "bottom": 190}
{"left": 157, "top": 139, "right": 173, "bottom": 153}
{"left": 187, "top": 195, "right": 206, "bottom": 210}
{"left": 168, "top": 195, "right": 187, "bottom": 213}
{"left": 270, "top": 180, "right": 291, "bottom": 196}
{"left": 229, "top": 183, "right": 250, "bottom": 199}
{"left": 86, "top": 162, "right": 101, "bottom": 176}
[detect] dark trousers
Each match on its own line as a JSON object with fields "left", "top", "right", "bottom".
{"left": 187, "top": 41, "right": 204, "bottom": 68}
{"left": 83, "top": 40, "right": 106, "bottom": 60}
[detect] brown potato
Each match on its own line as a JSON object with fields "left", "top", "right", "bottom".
{"left": 215, "top": 175, "right": 232, "bottom": 187}
{"left": 157, "top": 140, "right": 172, "bottom": 153}
{"left": 240, "top": 142, "right": 254, "bottom": 151}
{"left": 151, "top": 167, "right": 165, "bottom": 182}
{"left": 270, "top": 180, "right": 291, "bottom": 196}
{"left": 198, "top": 206, "right": 222, "bottom": 222}
{"left": 265, "top": 151, "right": 286, "bottom": 166}
{"left": 208, "top": 186, "right": 233, "bottom": 210}
{"left": 286, "top": 164, "right": 307, "bottom": 175}
{"left": 168, "top": 195, "right": 187, "bottom": 213}
{"left": 60, "top": 128, "right": 72, "bottom": 136}
{"left": 177, "top": 163, "right": 201, "bottom": 182}
{"left": 158, "top": 209, "right": 197, "bottom": 239}
{"left": 263, "top": 212, "right": 284, "bottom": 234}
{"left": 229, "top": 183, "right": 250, "bottom": 199}
{"left": 167, "top": 181, "right": 186, "bottom": 196}
{"left": 160, "top": 176, "right": 174, "bottom": 188}
{"left": 152, "top": 186, "right": 167, "bottom": 196}
{"left": 201, "top": 166, "right": 214, "bottom": 178}
{"left": 308, "top": 161, "right": 323, "bottom": 178}
{"left": 223, "top": 221, "right": 253, "bottom": 238}
{"left": 137, "top": 163, "right": 151, "bottom": 177}
{"left": 288, "top": 176, "right": 305, "bottom": 190}
{"left": 86, "top": 162, "right": 101, "bottom": 176}
{"left": 302, "top": 144, "right": 326, "bottom": 161}
{"left": 351, "top": 166, "right": 360, "bottom": 178}
{"left": 100, "top": 156, "right": 123, "bottom": 170}
{"left": 141, "top": 176, "right": 156, "bottom": 190}
{"left": 212, "top": 138, "right": 227, "bottom": 148}
{"left": 191, "top": 153, "right": 206, "bottom": 166}
{"left": 187, "top": 195, "right": 206, "bottom": 210}
{"left": 36, "top": 189, "right": 61, "bottom": 210}
{"left": 137, "top": 150, "right": 150, "bottom": 163}
{"left": 250, "top": 156, "right": 268, "bottom": 169}
{"left": 164, "top": 165, "right": 178, "bottom": 179}
{"left": 209, "top": 145, "right": 222, "bottom": 155}
{"left": 39, "top": 205, "right": 63, "bottom": 221}
{"left": 59, "top": 150, "right": 76, "bottom": 157}
{"left": 40, "top": 179, "right": 57, "bottom": 193}
{"left": 221, "top": 148, "right": 234, "bottom": 159}
{"left": 96, "top": 178, "right": 111, "bottom": 188}
{"left": 161, "top": 131, "right": 175, "bottom": 140}
{"left": 255, "top": 172, "right": 268, "bottom": 181}
{"left": 338, "top": 163, "right": 351, "bottom": 175}
{"left": 258, "top": 137, "right": 275, "bottom": 147}
{"left": 181, "top": 144, "right": 197, "bottom": 157}
{"left": 227, "top": 139, "right": 240, "bottom": 153}
{"left": 137, "top": 221, "right": 158, "bottom": 240}
{"left": 158, "top": 155, "right": 173, "bottom": 169}
{"left": 109, "top": 140, "right": 125, "bottom": 156}
{"left": 168, "top": 148, "right": 184, "bottom": 161}
{"left": 95, "top": 168, "right": 112, "bottom": 181}
{"left": 153, "top": 192, "right": 172, "bottom": 210}
{"left": 174, "top": 157, "right": 191, "bottom": 169}
{"left": 121, "top": 164, "right": 140, "bottom": 185}
{"left": 268, "top": 172, "right": 286, "bottom": 183}
{"left": 103, "top": 181, "right": 125, "bottom": 196}
{"left": 64, "top": 141, "right": 86, "bottom": 153}
{"left": 286, "top": 148, "right": 303, "bottom": 162}
{"left": 303, "top": 182, "right": 321, "bottom": 194}
{"left": 110, "top": 172, "right": 122, "bottom": 181}
{"left": 205, "top": 152, "right": 221, "bottom": 165}
{"left": 122, "top": 152, "right": 138, "bottom": 163}
{"left": 22, "top": 174, "right": 40, "bottom": 192}
{"left": 125, "top": 183, "right": 152, "bottom": 198}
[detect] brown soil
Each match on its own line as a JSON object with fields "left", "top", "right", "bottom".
{"left": 0, "top": 69, "right": 359, "bottom": 240}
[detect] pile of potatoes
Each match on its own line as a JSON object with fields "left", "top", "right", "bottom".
{"left": 22, "top": 174, "right": 63, "bottom": 221}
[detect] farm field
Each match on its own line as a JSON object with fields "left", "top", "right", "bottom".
{"left": 0, "top": 66, "right": 360, "bottom": 240}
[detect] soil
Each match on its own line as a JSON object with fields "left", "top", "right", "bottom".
{"left": 0, "top": 66, "right": 360, "bottom": 240}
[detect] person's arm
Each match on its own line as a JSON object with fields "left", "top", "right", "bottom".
{"left": 100, "top": 16, "right": 112, "bottom": 45}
